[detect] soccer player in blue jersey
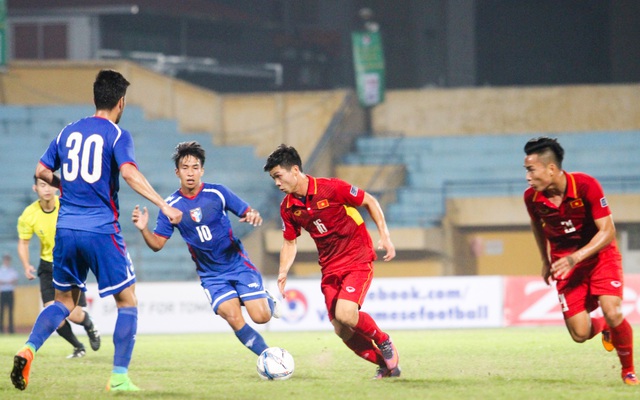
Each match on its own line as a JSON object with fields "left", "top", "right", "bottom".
{"left": 10, "top": 69, "right": 183, "bottom": 392}
{"left": 131, "top": 141, "right": 280, "bottom": 358}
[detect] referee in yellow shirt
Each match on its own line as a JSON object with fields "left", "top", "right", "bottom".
{"left": 17, "top": 176, "right": 101, "bottom": 358}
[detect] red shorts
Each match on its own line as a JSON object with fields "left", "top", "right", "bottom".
{"left": 555, "top": 254, "right": 624, "bottom": 319}
{"left": 320, "top": 262, "right": 374, "bottom": 321}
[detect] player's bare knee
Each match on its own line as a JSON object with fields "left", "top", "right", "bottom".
{"left": 250, "top": 310, "right": 271, "bottom": 324}
{"left": 333, "top": 313, "right": 356, "bottom": 328}
{"left": 568, "top": 328, "right": 590, "bottom": 343}
{"left": 601, "top": 309, "right": 623, "bottom": 327}
{"left": 571, "top": 334, "right": 589, "bottom": 343}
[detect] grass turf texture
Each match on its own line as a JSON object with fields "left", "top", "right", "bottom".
{"left": 1, "top": 326, "right": 638, "bottom": 399}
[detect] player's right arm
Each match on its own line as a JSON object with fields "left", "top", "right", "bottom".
{"left": 530, "top": 219, "right": 552, "bottom": 284}
{"left": 16, "top": 238, "right": 36, "bottom": 280}
{"left": 278, "top": 239, "right": 297, "bottom": 297}
{"left": 35, "top": 162, "right": 60, "bottom": 189}
{"left": 121, "top": 163, "right": 183, "bottom": 224}
{"left": 132, "top": 205, "right": 168, "bottom": 252}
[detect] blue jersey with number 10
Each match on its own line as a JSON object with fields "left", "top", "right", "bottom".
{"left": 154, "top": 183, "right": 253, "bottom": 278}
{"left": 39, "top": 116, "right": 137, "bottom": 234}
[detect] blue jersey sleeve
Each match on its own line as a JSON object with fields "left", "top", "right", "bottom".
{"left": 216, "top": 185, "right": 250, "bottom": 217}
{"left": 154, "top": 204, "right": 175, "bottom": 239}
{"left": 40, "top": 136, "right": 61, "bottom": 171}
{"left": 113, "top": 129, "right": 137, "bottom": 168}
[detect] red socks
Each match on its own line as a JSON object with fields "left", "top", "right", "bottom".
{"left": 343, "top": 333, "right": 384, "bottom": 366}
{"left": 611, "top": 319, "right": 635, "bottom": 375}
{"left": 354, "top": 311, "right": 388, "bottom": 344}
{"left": 342, "top": 311, "right": 389, "bottom": 366}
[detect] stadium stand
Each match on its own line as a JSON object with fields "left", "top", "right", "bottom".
{"left": 0, "top": 104, "right": 277, "bottom": 281}
{"left": 342, "top": 131, "right": 640, "bottom": 228}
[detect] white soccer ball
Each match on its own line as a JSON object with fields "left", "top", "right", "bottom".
{"left": 256, "top": 347, "right": 295, "bottom": 381}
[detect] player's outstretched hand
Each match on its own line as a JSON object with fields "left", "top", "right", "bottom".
{"left": 132, "top": 205, "right": 149, "bottom": 230}
{"left": 240, "top": 209, "right": 263, "bottom": 227}
{"left": 378, "top": 237, "right": 396, "bottom": 261}
{"left": 277, "top": 273, "right": 287, "bottom": 297}
{"left": 24, "top": 265, "right": 36, "bottom": 280}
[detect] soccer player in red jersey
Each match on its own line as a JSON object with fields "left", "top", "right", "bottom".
{"left": 523, "top": 137, "right": 637, "bottom": 385}
{"left": 264, "top": 144, "right": 400, "bottom": 379}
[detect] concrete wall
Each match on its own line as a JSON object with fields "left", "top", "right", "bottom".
{"left": 0, "top": 61, "right": 347, "bottom": 161}
{"left": 373, "top": 85, "right": 640, "bottom": 136}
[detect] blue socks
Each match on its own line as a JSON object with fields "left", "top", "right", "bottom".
{"left": 27, "top": 301, "right": 70, "bottom": 351}
{"left": 113, "top": 307, "right": 138, "bottom": 372}
{"left": 235, "top": 323, "right": 268, "bottom": 355}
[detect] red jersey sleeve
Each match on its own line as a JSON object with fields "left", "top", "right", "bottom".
{"left": 330, "top": 178, "right": 365, "bottom": 207}
{"left": 581, "top": 174, "right": 611, "bottom": 220}
{"left": 280, "top": 199, "right": 300, "bottom": 241}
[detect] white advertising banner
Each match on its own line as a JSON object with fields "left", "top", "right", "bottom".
{"left": 363, "top": 276, "right": 504, "bottom": 329}
{"left": 77, "top": 275, "right": 503, "bottom": 335}
{"left": 77, "top": 281, "right": 237, "bottom": 335}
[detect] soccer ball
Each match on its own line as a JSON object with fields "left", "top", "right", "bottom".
{"left": 256, "top": 347, "right": 295, "bottom": 380}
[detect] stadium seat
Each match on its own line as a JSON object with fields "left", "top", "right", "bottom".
{"left": 342, "top": 131, "right": 640, "bottom": 227}
{"left": 0, "top": 104, "right": 277, "bottom": 281}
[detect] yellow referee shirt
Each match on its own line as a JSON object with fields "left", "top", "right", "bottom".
{"left": 17, "top": 196, "right": 59, "bottom": 263}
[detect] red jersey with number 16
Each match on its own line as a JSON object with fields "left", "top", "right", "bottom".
{"left": 280, "top": 175, "right": 376, "bottom": 272}
{"left": 524, "top": 171, "right": 620, "bottom": 266}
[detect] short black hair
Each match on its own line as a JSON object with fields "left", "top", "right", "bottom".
{"left": 263, "top": 144, "right": 303, "bottom": 172}
{"left": 172, "top": 141, "right": 206, "bottom": 168}
{"left": 524, "top": 136, "right": 564, "bottom": 169}
{"left": 93, "top": 70, "right": 130, "bottom": 110}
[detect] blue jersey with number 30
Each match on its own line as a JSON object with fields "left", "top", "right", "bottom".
{"left": 39, "top": 116, "right": 137, "bottom": 234}
{"left": 154, "top": 183, "right": 253, "bottom": 278}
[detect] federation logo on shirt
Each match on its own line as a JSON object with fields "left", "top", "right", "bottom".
{"left": 190, "top": 207, "right": 203, "bottom": 223}
{"left": 317, "top": 199, "right": 329, "bottom": 209}
{"left": 350, "top": 185, "right": 359, "bottom": 197}
{"left": 600, "top": 197, "right": 608, "bottom": 208}
{"left": 569, "top": 199, "right": 584, "bottom": 208}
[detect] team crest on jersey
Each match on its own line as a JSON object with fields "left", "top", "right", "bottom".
{"left": 317, "top": 199, "right": 329, "bottom": 209}
{"left": 600, "top": 197, "right": 608, "bottom": 208}
{"left": 569, "top": 199, "right": 584, "bottom": 208}
{"left": 190, "top": 207, "right": 203, "bottom": 223}
{"left": 350, "top": 185, "right": 358, "bottom": 196}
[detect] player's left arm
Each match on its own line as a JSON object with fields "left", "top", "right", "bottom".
{"left": 131, "top": 204, "right": 169, "bottom": 252}
{"left": 361, "top": 192, "right": 396, "bottom": 261}
{"left": 219, "top": 185, "right": 262, "bottom": 227}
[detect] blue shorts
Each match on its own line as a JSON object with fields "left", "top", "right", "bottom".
{"left": 200, "top": 268, "right": 267, "bottom": 314}
{"left": 52, "top": 228, "right": 135, "bottom": 298}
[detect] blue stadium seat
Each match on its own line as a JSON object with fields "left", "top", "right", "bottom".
{"left": 0, "top": 104, "right": 277, "bottom": 280}
{"left": 343, "top": 131, "right": 640, "bottom": 227}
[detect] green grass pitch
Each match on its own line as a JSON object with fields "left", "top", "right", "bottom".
{"left": 1, "top": 326, "right": 639, "bottom": 399}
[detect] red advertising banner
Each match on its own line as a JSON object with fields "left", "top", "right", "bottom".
{"left": 504, "top": 274, "right": 640, "bottom": 326}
